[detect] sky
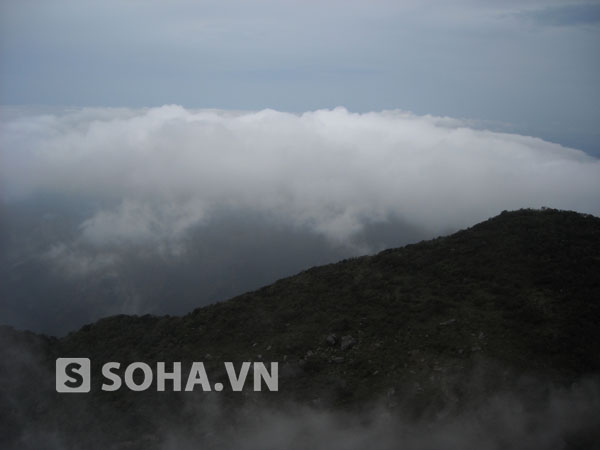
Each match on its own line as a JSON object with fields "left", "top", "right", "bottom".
{"left": 1, "top": 0, "right": 599, "bottom": 155}
{"left": 1, "top": 0, "right": 600, "bottom": 333}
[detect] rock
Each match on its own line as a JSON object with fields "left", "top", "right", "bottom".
{"left": 331, "top": 356, "right": 345, "bottom": 364}
{"left": 340, "top": 335, "right": 356, "bottom": 351}
{"left": 439, "top": 318, "right": 456, "bottom": 326}
{"left": 325, "top": 333, "right": 337, "bottom": 346}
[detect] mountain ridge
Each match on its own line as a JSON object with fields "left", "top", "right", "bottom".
{"left": 2, "top": 208, "right": 600, "bottom": 449}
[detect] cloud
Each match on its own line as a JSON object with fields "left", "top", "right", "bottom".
{"left": 519, "top": 3, "right": 600, "bottom": 27}
{"left": 42, "top": 243, "right": 119, "bottom": 278}
{"left": 1, "top": 105, "right": 599, "bottom": 250}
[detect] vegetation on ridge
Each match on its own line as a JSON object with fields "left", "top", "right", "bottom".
{"left": 1, "top": 208, "right": 599, "bottom": 448}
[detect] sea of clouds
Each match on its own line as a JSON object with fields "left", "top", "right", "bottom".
{"left": 2, "top": 105, "right": 599, "bottom": 246}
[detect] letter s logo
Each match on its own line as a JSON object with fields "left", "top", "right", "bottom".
{"left": 56, "top": 358, "right": 91, "bottom": 393}
{"left": 64, "top": 362, "right": 85, "bottom": 388}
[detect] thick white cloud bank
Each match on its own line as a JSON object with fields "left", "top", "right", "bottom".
{"left": 1, "top": 105, "right": 599, "bottom": 247}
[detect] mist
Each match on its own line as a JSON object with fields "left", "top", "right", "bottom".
{"left": 160, "top": 379, "right": 600, "bottom": 450}
{"left": 3, "top": 325, "right": 598, "bottom": 450}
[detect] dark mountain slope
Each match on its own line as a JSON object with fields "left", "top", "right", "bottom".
{"left": 1, "top": 208, "right": 600, "bottom": 449}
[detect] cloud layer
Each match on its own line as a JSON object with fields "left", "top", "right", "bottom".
{"left": 2, "top": 105, "right": 599, "bottom": 247}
